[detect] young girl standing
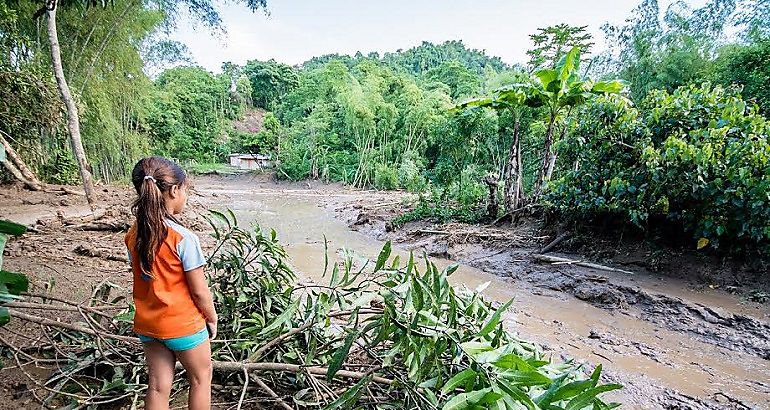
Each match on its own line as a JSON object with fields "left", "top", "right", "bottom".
{"left": 125, "top": 156, "right": 217, "bottom": 410}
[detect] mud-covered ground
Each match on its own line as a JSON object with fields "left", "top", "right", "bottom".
{"left": 1, "top": 173, "right": 769, "bottom": 409}
{"left": 326, "top": 186, "right": 770, "bottom": 409}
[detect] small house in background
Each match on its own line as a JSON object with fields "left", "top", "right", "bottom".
{"left": 228, "top": 153, "right": 273, "bottom": 170}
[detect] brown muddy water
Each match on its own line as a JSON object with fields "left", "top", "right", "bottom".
{"left": 194, "top": 178, "right": 770, "bottom": 410}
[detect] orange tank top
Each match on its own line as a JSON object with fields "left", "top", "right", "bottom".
{"left": 125, "top": 219, "right": 207, "bottom": 339}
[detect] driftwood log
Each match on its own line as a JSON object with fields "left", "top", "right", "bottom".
{"left": 531, "top": 253, "right": 634, "bottom": 275}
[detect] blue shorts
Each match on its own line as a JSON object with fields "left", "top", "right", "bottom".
{"left": 138, "top": 327, "right": 209, "bottom": 351}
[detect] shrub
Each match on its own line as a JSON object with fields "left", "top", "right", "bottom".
{"left": 374, "top": 163, "right": 399, "bottom": 190}
{"left": 547, "top": 84, "right": 770, "bottom": 251}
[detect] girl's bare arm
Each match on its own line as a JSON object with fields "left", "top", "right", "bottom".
{"left": 186, "top": 267, "right": 217, "bottom": 324}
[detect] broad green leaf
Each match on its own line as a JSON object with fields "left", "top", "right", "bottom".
{"left": 535, "top": 69, "right": 558, "bottom": 88}
{"left": 257, "top": 299, "right": 297, "bottom": 336}
{"left": 374, "top": 241, "right": 392, "bottom": 272}
{"left": 327, "top": 328, "right": 360, "bottom": 381}
{"left": 534, "top": 374, "right": 570, "bottom": 406}
{"left": 479, "top": 299, "right": 513, "bottom": 337}
{"left": 0, "top": 271, "right": 29, "bottom": 296}
{"left": 321, "top": 374, "right": 371, "bottom": 410}
{"left": 493, "top": 353, "right": 535, "bottom": 371}
{"left": 494, "top": 380, "right": 539, "bottom": 410}
{"left": 591, "top": 80, "right": 626, "bottom": 94}
{"left": 460, "top": 341, "right": 494, "bottom": 356}
{"left": 440, "top": 369, "right": 477, "bottom": 395}
{"left": 0, "top": 307, "right": 9, "bottom": 326}
{"left": 564, "top": 384, "right": 623, "bottom": 410}
{"left": 558, "top": 46, "right": 581, "bottom": 82}
{"left": 442, "top": 388, "right": 501, "bottom": 410}
{"left": 0, "top": 220, "right": 27, "bottom": 236}
{"left": 500, "top": 370, "right": 552, "bottom": 386}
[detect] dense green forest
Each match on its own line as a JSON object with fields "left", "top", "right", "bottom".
{"left": 2, "top": 0, "right": 769, "bottom": 251}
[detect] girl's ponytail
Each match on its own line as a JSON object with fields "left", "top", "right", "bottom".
{"left": 131, "top": 157, "right": 187, "bottom": 276}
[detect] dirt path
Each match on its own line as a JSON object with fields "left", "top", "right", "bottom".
{"left": 1, "top": 174, "right": 768, "bottom": 409}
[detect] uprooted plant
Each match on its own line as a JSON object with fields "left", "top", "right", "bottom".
{"left": 0, "top": 210, "right": 621, "bottom": 409}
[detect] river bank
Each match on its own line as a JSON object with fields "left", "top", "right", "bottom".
{"left": 1, "top": 173, "right": 768, "bottom": 409}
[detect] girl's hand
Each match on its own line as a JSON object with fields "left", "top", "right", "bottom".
{"left": 206, "top": 321, "right": 217, "bottom": 340}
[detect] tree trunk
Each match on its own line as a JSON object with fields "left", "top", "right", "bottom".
{"left": 46, "top": 1, "right": 96, "bottom": 206}
{"left": 0, "top": 132, "right": 42, "bottom": 187}
{"left": 544, "top": 111, "right": 572, "bottom": 183}
{"left": 503, "top": 119, "right": 524, "bottom": 213}
{"left": 534, "top": 114, "right": 557, "bottom": 198}
{"left": 1, "top": 156, "right": 42, "bottom": 191}
{"left": 483, "top": 175, "right": 499, "bottom": 220}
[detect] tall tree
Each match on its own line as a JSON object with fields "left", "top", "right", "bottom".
{"left": 30, "top": 0, "right": 268, "bottom": 203}
{"left": 526, "top": 24, "right": 594, "bottom": 72}
{"left": 42, "top": 0, "right": 96, "bottom": 204}
{"left": 459, "top": 47, "right": 625, "bottom": 211}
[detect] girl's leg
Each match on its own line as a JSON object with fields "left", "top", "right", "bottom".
{"left": 175, "top": 339, "right": 213, "bottom": 410}
{"left": 143, "top": 341, "right": 176, "bottom": 410}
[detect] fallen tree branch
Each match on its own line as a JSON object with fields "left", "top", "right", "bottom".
{"left": 66, "top": 221, "right": 130, "bottom": 232}
{"left": 539, "top": 232, "right": 571, "bottom": 254}
{"left": 63, "top": 211, "right": 106, "bottom": 225}
{"left": 251, "top": 320, "right": 315, "bottom": 361}
{"left": 187, "top": 361, "right": 396, "bottom": 386}
{"left": 252, "top": 374, "right": 293, "bottom": 410}
{"left": 74, "top": 244, "right": 129, "bottom": 263}
{"left": 0, "top": 131, "right": 43, "bottom": 187}
{"left": 8, "top": 309, "right": 140, "bottom": 344}
{"left": 1, "top": 158, "right": 42, "bottom": 191}
{"left": 531, "top": 254, "right": 634, "bottom": 275}
{"left": 22, "top": 292, "right": 125, "bottom": 317}
{"left": 4, "top": 301, "right": 124, "bottom": 315}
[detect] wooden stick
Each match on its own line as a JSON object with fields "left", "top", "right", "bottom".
{"left": 8, "top": 310, "right": 140, "bottom": 344}
{"left": 196, "top": 361, "right": 395, "bottom": 386}
{"left": 236, "top": 367, "right": 250, "bottom": 410}
{"left": 73, "top": 244, "right": 129, "bottom": 263}
{"left": 531, "top": 254, "right": 634, "bottom": 275}
{"left": 250, "top": 320, "right": 315, "bottom": 361}
{"left": 4, "top": 301, "right": 124, "bottom": 314}
{"left": 252, "top": 374, "right": 293, "bottom": 410}
{"left": 22, "top": 292, "right": 124, "bottom": 317}
{"left": 539, "top": 232, "right": 571, "bottom": 254}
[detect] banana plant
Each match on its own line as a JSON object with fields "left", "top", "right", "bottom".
{"left": 0, "top": 219, "right": 29, "bottom": 327}
{"left": 457, "top": 46, "right": 626, "bottom": 209}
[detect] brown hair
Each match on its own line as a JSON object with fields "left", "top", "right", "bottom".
{"left": 130, "top": 156, "right": 187, "bottom": 275}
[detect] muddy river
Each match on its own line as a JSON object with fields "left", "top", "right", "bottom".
{"left": 195, "top": 178, "right": 770, "bottom": 409}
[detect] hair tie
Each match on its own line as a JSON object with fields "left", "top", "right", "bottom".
{"left": 143, "top": 175, "right": 156, "bottom": 183}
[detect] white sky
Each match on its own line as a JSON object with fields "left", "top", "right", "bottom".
{"left": 170, "top": 0, "right": 683, "bottom": 73}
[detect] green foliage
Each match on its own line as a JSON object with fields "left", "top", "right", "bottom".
{"left": 243, "top": 59, "right": 300, "bottom": 111}
{"left": 598, "top": 0, "right": 768, "bottom": 104}
{"left": 203, "top": 212, "right": 620, "bottom": 409}
{"left": 374, "top": 164, "right": 399, "bottom": 190}
{"left": 147, "top": 66, "right": 237, "bottom": 162}
{"left": 548, "top": 84, "right": 770, "bottom": 251}
{"left": 0, "top": 219, "right": 28, "bottom": 329}
{"left": 713, "top": 40, "right": 770, "bottom": 117}
{"left": 527, "top": 24, "right": 595, "bottom": 71}
{"left": 383, "top": 40, "right": 508, "bottom": 76}
{"left": 234, "top": 112, "right": 281, "bottom": 155}
{"left": 425, "top": 60, "right": 482, "bottom": 100}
